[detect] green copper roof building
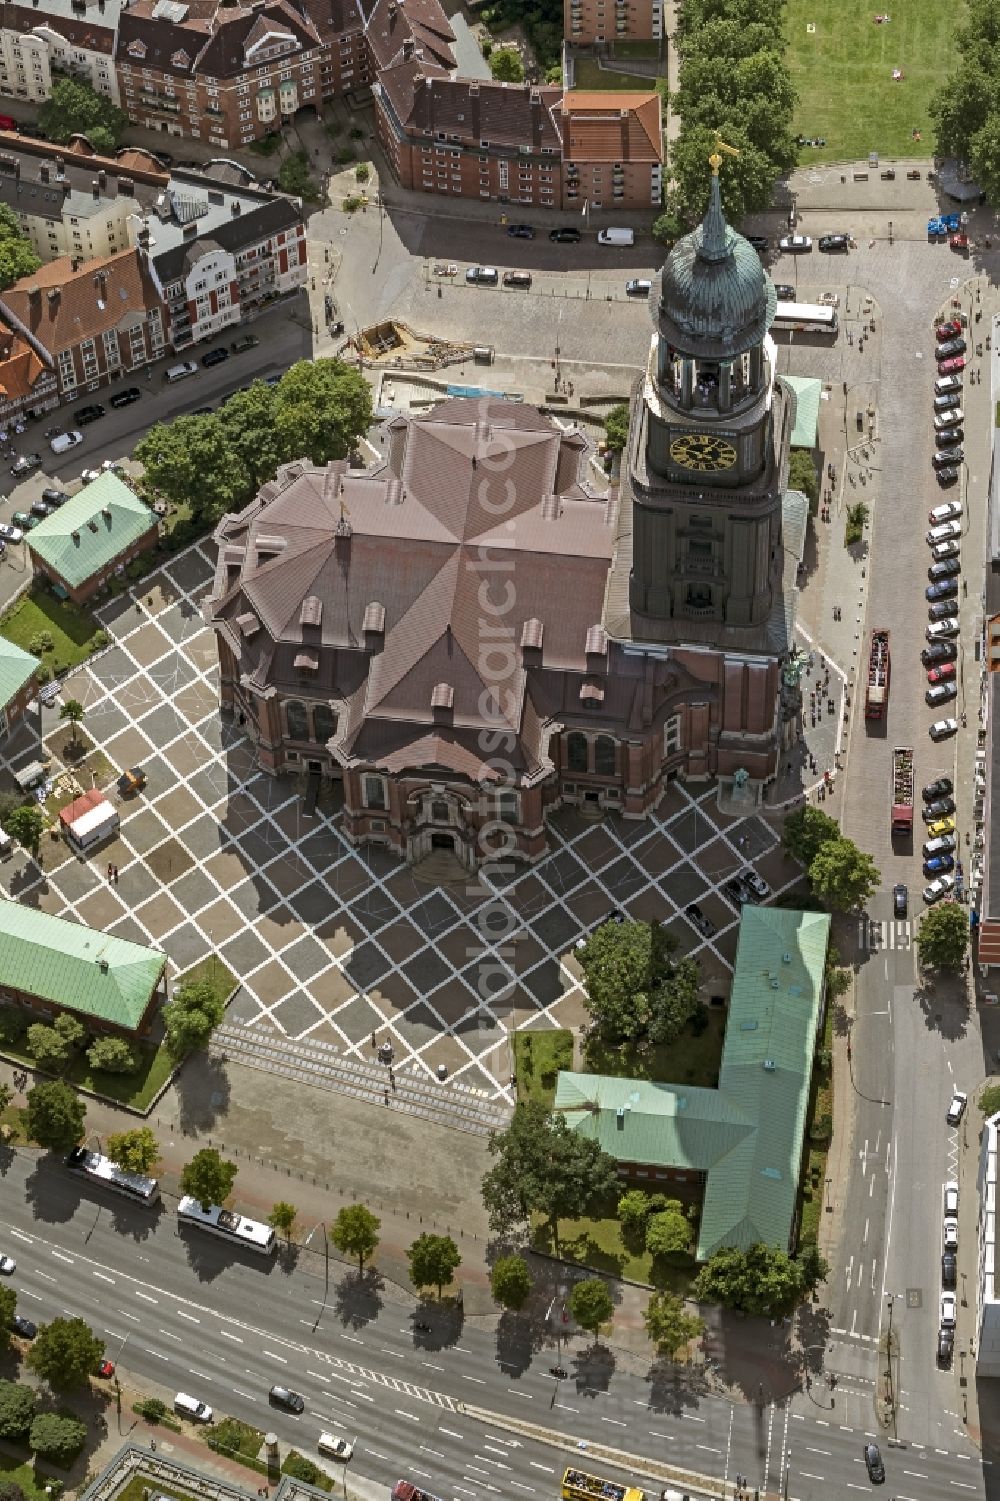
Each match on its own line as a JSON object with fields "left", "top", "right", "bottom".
{"left": 27, "top": 473, "right": 157, "bottom": 596}
{"left": 554, "top": 906, "right": 830, "bottom": 1260}
{"left": 0, "top": 636, "right": 38, "bottom": 719}
{"left": 0, "top": 899, "right": 167, "bottom": 1032}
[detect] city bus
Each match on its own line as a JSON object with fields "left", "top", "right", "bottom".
{"left": 66, "top": 1147, "right": 160, "bottom": 1206}
{"left": 561, "top": 1468, "right": 647, "bottom": 1501}
{"left": 771, "top": 301, "right": 839, "bottom": 337}
{"left": 177, "top": 1196, "right": 277, "bottom": 1255}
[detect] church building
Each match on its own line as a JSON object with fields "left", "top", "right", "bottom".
{"left": 204, "top": 165, "right": 806, "bottom": 870}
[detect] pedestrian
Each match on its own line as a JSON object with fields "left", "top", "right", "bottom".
{"left": 113, "top": 865, "right": 119, "bottom": 885}
{"left": 107, "top": 862, "right": 113, "bottom": 881}
{"left": 389, "top": 1067, "right": 396, "bottom": 1091}
{"left": 371, "top": 1031, "right": 376, "bottom": 1049}
{"left": 384, "top": 1088, "right": 390, "bottom": 1105}
{"left": 150, "top": 1439, "right": 156, "bottom": 1452}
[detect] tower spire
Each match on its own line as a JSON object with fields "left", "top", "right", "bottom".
{"left": 699, "top": 133, "right": 740, "bottom": 264}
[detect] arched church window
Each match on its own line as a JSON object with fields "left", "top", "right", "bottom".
{"left": 313, "top": 704, "right": 336, "bottom": 743}
{"left": 566, "top": 732, "right": 588, "bottom": 772}
{"left": 286, "top": 700, "right": 308, "bottom": 739}
{"left": 594, "top": 736, "right": 616, "bottom": 776}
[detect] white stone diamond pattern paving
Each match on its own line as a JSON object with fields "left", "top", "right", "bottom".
{"left": 6, "top": 540, "right": 805, "bottom": 1105}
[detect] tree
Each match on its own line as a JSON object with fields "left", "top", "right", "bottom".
{"left": 268, "top": 1201, "right": 297, "bottom": 1242}
{"left": 406, "top": 1232, "right": 461, "bottom": 1298}
{"left": 134, "top": 415, "right": 250, "bottom": 526}
{"left": 38, "top": 78, "right": 128, "bottom": 154}
{"left": 105, "top": 1126, "right": 159, "bottom": 1175}
{"left": 162, "top": 977, "right": 226, "bottom": 1060}
{"left": 273, "top": 359, "right": 373, "bottom": 468}
{"left": 970, "top": 112, "right": 1000, "bottom": 202}
{"left": 28, "top": 1411, "right": 88, "bottom": 1464}
{"left": 643, "top": 1289, "right": 703, "bottom": 1358}
{"left": 693, "top": 1243, "right": 802, "bottom": 1315}
{"left": 180, "top": 1147, "right": 237, "bottom": 1211}
{"left": 87, "top": 1035, "right": 141, "bottom": 1073}
{"left": 26, "top": 1023, "right": 72, "bottom": 1072}
{"left": 645, "top": 1203, "right": 691, "bottom": 1258}
{"left": 0, "top": 1383, "right": 35, "bottom": 1442}
{"left": 0, "top": 1483, "right": 28, "bottom": 1501}
{"left": 489, "top": 48, "right": 525, "bottom": 82}
{"left": 489, "top": 1254, "right": 532, "bottom": 1311}
{"left": 917, "top": 901, "right": 969, "bottom": 971}
{"left": 981, "top": 1084, "right": 1000, "bottom": 1117}
{"left": 795, "top": 1243, "right": 829, "bottom": 1298}
{"left": 667, "top": 124, "right": 782, "bottom": 226}
{"left": 0, "top": 1084, "right": 10, "bottom": 1116}
{"left": 53, "top": 1013, "right": 84, "bottom": 1050}
{"left": 809, "top": 837, "right": 880, "bottom": 912}
{"left": 782, "top": 805, "right": 840, "bottom": 867}
{"left": 58, "top": 699, "right": 85, "bottom": 745}
{"left": 277, "top": 150, "right": 320, "bottom": 201}
{"left": 27, "top": 1316, "right": 103, "bottom": 1391}
{"left": 652, "top": 211, "right": 685, "bottom": 247}
{"left": 604, "top": 403, "right": 631, "bottom": 454}
{"left": 216, "top": 383, "right": 284, "bottom": 493}
{"left": 617, "top": 1190, "right": 652, "bottom": 1238}
{"left": 482, "top": 1101, "right": 619, "bottom": 1245}
{"left": 5, "top": 805, "right": 45, "bottom": 858}
{"left": 0, "top": 205, "right": 39, "bottom": 292}
{"left": 570, "top": 1278, "right": 613, "bottom": 1340}
{"left": 25, "top": 1080, "right": 84, "bottom": 1150}
{"left": 578, "top": 919, "right": 700, "bottom": 1048}
{"left": 787, "top": 448, "right": 818, "bottom": 511}
{"left": 330, "top": 1204, "right": 380, "bottom": 1272}
{"left": 0, "top": 1289, "right": 15, "bottom": 1354}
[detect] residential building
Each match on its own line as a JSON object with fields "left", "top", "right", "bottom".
{"left": 0, "top": 636, "right": 39, "bottom": 741}
{"left": 26, "top": 471, "right": 159, "bottom": 604}
{"left": 0, "top": 896, "right": 167, "bottom": 1036}
{"left": 374, "top": 66, "right": 565, "bottom": 207}
{"left": 0, "top": 320, "right": 58, "bottom": 423}
{"left": 0, "top": 245, "right": 167, "bottom": 403}
{"left": 0, "top": 0, "right": 122, "bottom": 105}
{"left": 559, "top": 90, "right": 662, "bottom": 211}
{"left": 555, "top": 906, "right": 831, "bottom": 1260}
{"left": 0, "top": 131, "right": 168, "bottom": 264}
{"left": 977, "top": 1109, "right": 1000, "bottom": 1376}
{"left": 115, "top": 0, "right": 337, "bottom": 151}
{"left": 564, "top": 0, "right": 663, "bottom": 46}
{"left": 363, "top": 0, "right": 455, "bottom": 75}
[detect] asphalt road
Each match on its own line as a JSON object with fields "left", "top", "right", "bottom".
{"left": 0, "top": 1152, "right": 983, "bottom": 1501}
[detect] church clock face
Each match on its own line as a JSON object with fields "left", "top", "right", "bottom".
{"left": 669, "top": 432, "right": 738, "bottom": 473}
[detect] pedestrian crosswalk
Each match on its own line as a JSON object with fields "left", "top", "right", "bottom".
{"left": 858, "top": 918, "right": 912, "bottom": 952}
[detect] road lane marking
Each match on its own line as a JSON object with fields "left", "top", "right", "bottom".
{"left": 264, "top": 1350, "right": 287, "bottom": 1364}
{"left": 135, "top": 1292, "right": 158, "bottom": 1304}
{"left": 221, "top": 1330, "right": 243, "bottom": 1343}
{"left": 232, "top": 1388, "right": 256, "bottom": 1401}
{"left": 800, "top": 1474, "right": 825, "bottom": 1482}
{"left": 10, "top": 1230, "right": 31, "bottom": 1244}
{"left": 462, "top": 1375, "right": 486, "bottom": 1384}
{"left": 440, "top": 1429, "right": 465, "bottom": 1441}
{"left": 650, "top": 1432, "right": 676, "bottom": 1441}
{"left": 555, "top": 1403, "right": 578, "bottom": 1413}
{"left": 158, "top": 1329, "right": 183, "bottom": 1341}
{"left": 482, "top": 1445, "right": 509, "bottom": 1456}
{"left": 363, "top": 1450, "right": 390, "bottom": 1462}
{"left": 146, "top": 1350, "right": 169, "bottom": 1361}
{"left": 696, "top": 1445, "right": 721, "bottom": 1455}
{"left": 307, "top": 1371, "right": 330, "bottom": 1383}
{"left": 423, "top": 1362, "right": 444, "bottom": 1372}
{"left": 602, "top": 1418, "right": 627, "bottom": 1428}
{"left": 510, "top": 1484, "right": 536, "bottom": 1494}
{"left": 188, "top": 1370, "right": 212, "bottom": 1381}
{"left": 341, "top": 1334, "right": 362, "bottom": 1344}
{"left": 93, "top": 1272, "right": 116, "bottom": 1284}
{"left": 381, "top": 1347, "right": 406, "bottom": 1360}
{"left": 177, "top": 1310, "right": 200, "bottom": 1323}
{"left": 34, "top": 1271, "right": 56, "bottom": 1283}
{"left": 949, "top": 1484, "right": 977, "bottom": 1490}
{"left": 529, "top": 1463, "right": 554, "bottom": 1473}
{"left": 394, "top": 1409, "right": 420, "bottom": 1423}
{"left": 419, "top": 1448, "right": 445, "bottom": 1459}
{"left": 19, "top": 1290, "right": 41, "bottom": 1301}
{"left": 680, "top": 1413, "right": 706, "bottom": 1423}
{"left": 507, "top": 1390, "right": 533, "bottom": 1400}
{"left": 805, "top": 1449, "right": 831, "bottom": 1456}
{"left": 50, "top": 1251, "right": 74, "bottom": 1264}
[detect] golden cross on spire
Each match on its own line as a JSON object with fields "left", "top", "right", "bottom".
{"left": 709, "top": 132, "right": 740, "bottom": 175}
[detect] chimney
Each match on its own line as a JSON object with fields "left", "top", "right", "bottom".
{"left": 46, "top": 287, "right": 60, "bottom": 308}
{"left": 62, "top": 180, "right": 71, "bottom": 199}
{"left": 55, "top": 154, "right": 64, "bottom": 174}
{"left": 585, "top": 624, "right": 609, "bottom": 674}
{"left": 431, "top": 682, "right": 454, "bottom": 724}
{"left": 520, "top": 617, "right": 543, "bottom": 667}
{"left": 27, "top": 285, "right": 40, "bottom": 303}
{"left": 39, "top": 163, "right": 49, "bottom": 183}
{"left": 231, "top": 200, "right": 241, "bottom": 215}
{"left": 182, "top": 221, "right": 197, "bottom": 238}
{"left": 363, "top": 600, "right": 385, "bottom": 650}
{"left": 92, "top": 177, "right": 100, "bottom": 199}
{"left": 98, "top": 169, "right": 106, "bottom": 189}
{"left": 402, "top": 36, "right": 413, "bottom": 57}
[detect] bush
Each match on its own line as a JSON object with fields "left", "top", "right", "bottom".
{"left": 481, "top": 37, "right": 493, "bottom": 56}
{"left": 349, "top": 125, "right": 365, "bottom": 139}
{"left": 135, "top": 1396, "right": 167, "bottom": 1423}
{"left": 34, "top": 663, "right": 51, "bottom": 683}
{"left": 809, "top": 1112, "right": 832, "bottom": 1143}
{"left": 342, "top": 195, "right": 364, "bottom": 214}
{"left": 283, "top": 1454, "right": 322, "bottom": 1484}
{"left": 335, "top": 145, "right": 354, "bottom": 164}
{"left": 29, "top": 1412, "right": 87, "bottom": 1466}
{"left": 355, "top": 163, "right": 370, "bottom": 182}
{"left": 0, "top": 1381, "right": 36, "bottom": 1441}
{"left": 29, "top": 631, "right": 53, "bottom": 654}
{"left": 86, "top": 1036, "right": 141, "bottom": 1074}
{"left": 845, "top": 500, "right": 869, "bottom": 546}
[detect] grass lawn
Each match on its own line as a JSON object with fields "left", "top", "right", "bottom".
{"left": 175, "top": 955, "right": 239, "bottom": 1003}
{"left": 0, "top": 1452, "right": 69, "bottom": 1501}
{"left": 531, "top": 1190, "right": 697, "bottom": 1291}
{"left": 611, "top": 40, "right": 660, "bottom": 57}
{"left": 785, "top": 0, "right": 961, "bottom": 162}
{"left": 514, "top": 1029, "right": 574, "bottom": 1108}
{"left": 281, "top": 1453, "right": 333, "bottom": 1491}
{"left": 0, "top": 1018, "right": 175, "bottom": 1113}
{"left": 573, "top": 56, "right": 664, "bottom": 91}
{"left": 584, "top": 1006, "right": 726, "bottom": 1089}
{"left": 0, "top": 591, "right": 103, "bottom": 676}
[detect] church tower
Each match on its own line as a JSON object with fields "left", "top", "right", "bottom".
{"left": 621, "top": 152, "right": 793, "bottom": 638}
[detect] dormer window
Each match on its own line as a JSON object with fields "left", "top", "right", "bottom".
{"left": 127, "top": 39, "right": 146, "bottom": 57}
{"left": 171, "top": 49, "right": 190, "bottom": 67}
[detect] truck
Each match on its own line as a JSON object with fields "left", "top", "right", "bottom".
{"left": 865, "top": 629, "right": 891, "bottom": 719}
{"left": 891, "top": 747, "right": 914, "bottom": 838}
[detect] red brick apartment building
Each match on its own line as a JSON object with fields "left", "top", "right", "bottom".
{"left": 565, "top": 0, "right": 664, "bottom": 46}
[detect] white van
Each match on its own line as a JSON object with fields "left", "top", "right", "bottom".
{"left": 164, "top": 361, "right": 198, "bottom": 384}
{"left": 598, "top": 227, "right": 635, "bottom": 246}
{"left": 50, "top": 430, "right": 83, "bottom": 455}
{"left": 174, "top": 1392, "right": 213, "bottom": 1423}
{"left": 317, "top": 1433, "right": 354, "bottom": 1461}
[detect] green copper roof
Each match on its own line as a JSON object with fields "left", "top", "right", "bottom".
{"left": 656, "top": 173, "right": 778, "bottom": 361}
{"left": 27, "top": 474, "right": 156, "bottom": 590}
{"left": 555, "top": 906, "right": 830, "bottom": 1260}
{"left": 0, "top": 636, "right": 38, "bottom": 712}
{"left": 0, "top": 899, "right": 166, "bottom": 1029}
{"left": 785, "top": 376, "right": 822, "bottom": 450}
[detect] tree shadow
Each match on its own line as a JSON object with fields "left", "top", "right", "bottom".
{"left": 174, "top": 1052, "right": 231, "bottom": 1133}
{"left": 494, "top": 1308, "right": 537, "bottom": 1379}
{"left": 275, "top": 1240, "right": 301, "bottom": 1276}
{"left": 643, "top": 1359, "right": 709, "bottom": 1415}
{"left": 333, "top": 1267, "right": 384, "bottom": 1330}
{"left": 572, "top": 1339, "right": 616, "bottom": 1395}
{"left": 412, "top": 1294, "right": 464, "bottom": 1350}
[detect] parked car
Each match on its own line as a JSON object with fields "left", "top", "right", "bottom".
{"left": 928, "top": 600, "right": 959, "bottom": 622}
{"left": 934, "top": 391, "right": 962, "bottom": 411}
{"left": 201, "top": 347, "right": 229, "bottom": 368}
{"left": 926, "top": 579, "right": 959, "bottom": 602}
{"left": 923, "top": 777, "right": 954, "bottom": 799}
{"left": 936, "top": 319, "right": 962, "bottom": 341}
{"left": 921, "top": 640, "right": 958, "bottom": 665}
{"left": 818, "top": 233, "right": 850, "bottom": 252}
{"left": 938, "top": 1326, "right": 955, "bottom": 1365}
{"left": 73, "top": 403, "right": 105, "bottom": 425}
{"left": 923, "top": 834, "right": 957, "bottom": 857}
{"left": 927, "top": 664, "right": 957, "bottom": 687}
{"left": 932, "top": 539, "right": 961, "bottom": 560}
{"left": 939, "top": 355, "right": 966, "bottom": 374}
{"left": 465, "top": 266, "right": 499, "bottom": 285}
{"left": 745, "top": 234, "right": 769, "bottom": 251}
{"left": 231, "top": 334, "right": 260, "bottom": 352}
{"left": 927, "top": 519, "right": 963, "bottom": 544}
{"left": 741, "top": 868, "right": 771, "bottom": 899}
{"left": 773, "top": 283, "right": 796, "bottom": 300}
{"left": 926, "top": 815, "right": 957, "bottom": 836}
{"left": 943, "top": 1214, "right": 959, "bottom": 1249}
{"left": 110, "top": 387, "right": 141, "bottom": 409}
{"left": 684, "top": 903, "right": 716, "bottom": 938}
{"left": 929, "top": 558, "right": 961, "bottom": 581}
{"left": 924, "top": 855, "right": 955, "bottom": 876}
{"left": 936, "top": 427, "right": 964, "bottom": 446}
{"left": 549, "top": 227, "right": 581, "bottom": 243}
{"left": 924, "top": 874, "right": 957, "bottom": 903}
{"left": 625, "top": 278, "right": 652, "bottom": 296}
{"left": 936, "top": 337, "right": 967, "bottom": 360}
{"left": 934, "top": 406, "right": 964, "bottom": 428}
{"left": 97, "top": 1360, "right": 115, "bottom": 1377}
{"left": 41, "top": 487, "right": 68, "bottom": 507}
{"left": 923, "top": 797, "right": 956, "bottom": 820}
{"left": 10, "top": 453, "right": 41, "bottom": 477}
{"left": 935, "top": 373, "right": 963, "bottom": 394}
{"left": 0, "top": 523, "right": 23, "bottom": 543}
{"left": 723, "top": 877, "right": 751, "bottom": 906}
{"left": 778, "top": 234, "right": 812, "bottom": 252}
{"left": 944, "top": 1181, "right": 959, "bottom": 1215}
{"left": 929, "top": 720, "right": 959, "bottom": 742}
{"left": 863, "top": 1444, "right": 885, "bottom": 1485}
{"left": 11, "top": 1315, "right": 36, "bottom": 1340}
{"left": 502, "top": 270, "right": 532, "bottom": 288}
{"left": 936, "top": 465, "right": 960, "bottom": 487}
{"left": 0, "top": 1256, "right": 14, "bottom": 1275}
{"left": 29, "top": 499, "right": 50, "bottom": 518}
{"left": 947, "top": 1090, "right": 967, "bottom": 1125}
{"left": 506, "top": 223, "right": 535, "bottom": 239}
{"left": 892, "top": 884, "right": 908, "bottom": 918}
{"left": 929, "top": 500, "right": 963, "bottom": 526}
{"left": 940, "top": 1292, "right": 957, "bottom": 1328}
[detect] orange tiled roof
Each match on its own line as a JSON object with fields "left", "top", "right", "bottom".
{"left": 1, "top": 248, "right": 164, "bottom": 357}
{"left": 0, "top": 327, "right": 49, "bottom": 402}
{"left": 561, "top": 89, "right": 662, "bottom": 163}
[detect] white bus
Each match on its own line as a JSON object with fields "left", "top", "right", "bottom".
{"left": 66, "top": 1147, "right": 160, "bottom": 1206}
{"left": 772, "top": 301, "right": 839, "bottom": 337}
{"left": 177, "top": 1195, "right": 277, "bottom": 1255}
